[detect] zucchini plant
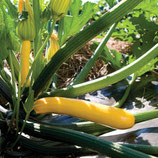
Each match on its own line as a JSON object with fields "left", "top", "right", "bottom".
{"left": 0, "top": 0, "right": 158, "bottom": 157}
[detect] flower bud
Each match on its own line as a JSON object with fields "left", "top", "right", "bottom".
{"left": 50, "top": 0, "right": 71, "bottom": 21}
{"left": 46, "top": 33, "right": 60, "bottom": 61}
{"left": 17, "top": 0, "right": 35, "bottom": 41}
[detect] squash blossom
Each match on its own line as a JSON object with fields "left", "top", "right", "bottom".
{"left": 50, "top": 0, "right": 71, "bottom": 21}
{"left": 18, "top": 0, "right": 24, "bottom": 14}
{"left": 46, "top": 33, "right": 60, "bottom": 62}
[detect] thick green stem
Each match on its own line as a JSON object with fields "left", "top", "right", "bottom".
{"left": 20, "top": 136, "right": 97, "bottom": 156}
{"left": 134, "top": 109, "right": 158, "bottom": 124}
{"left": 6, "top": 51, "right": 20, "bottom": 81}
{"left": 0, "top": 112, "right": 4, "bottom": 119}
{"left": 15, "top": 73, "right": 21, "bottom": 132}
{"left": 32, "top": 0, "right": 143, "bottom": 97}
{"left": 33, "top": 120, "right": 113, "bottom": 136}
{"left": 32, "top": 0, "right": 44, "bottom": 80}
{"left": 20, "top": 136, "right": 158, "bottom": 156}
{"left": 58, "top": 17, "right": 64, "bottom": 46}
{"left": 114, "top": 74, "right": 136, "bottom": 108}
{"left": 43, "top": 44, "right": 158, "bottom": 98}
{"left": 8, "top": 53, "right": 17, "bottom": 132}
{"left": 11, "top": 113, "right": 30, "bottom": 149}
{"left": 33, "top": 21, "right": 56, "bottom": 63}
{"left": 0, "top": 78, "right": 12, "bottom": 104}
{"left": 23, "top": 121, "right": 155, "bottom": 158}
{"left": 33, "top": 0, "right": 40, "bottom": 55}
{"left": 70, "top": 23, "right": 118, "bottom": 86}
{"left": 123, "top": 144, "right": 158, "bottom": 156}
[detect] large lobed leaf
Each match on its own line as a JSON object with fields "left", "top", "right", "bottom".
{"left": 59, "top": 0, "right": 97, "bottom": 45}
{"left": 0, "top": 2, "right": 19, "bottom": 63}
{"left": 136, "top": 0, "right": 158, "bottom": 15}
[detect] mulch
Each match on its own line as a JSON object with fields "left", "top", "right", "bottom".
{"left": 56, "top": 38, "right": 132, "bottom": 88}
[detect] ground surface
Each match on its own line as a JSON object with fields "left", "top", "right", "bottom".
{"left": 57, "top": 38, "right": 132, "bottom": 88}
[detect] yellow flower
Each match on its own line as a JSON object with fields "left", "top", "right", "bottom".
{"left": 50, "top": 0, "right": 71, "bottom": 21}
{"left": 46, "top": 33, "right": 60, "bottom": 61}
{"left": 18, "top": 0, "right": 24, "bottom": 14}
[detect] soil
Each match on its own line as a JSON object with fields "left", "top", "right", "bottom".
{"left": 57, "top": 38, "right": 132, "bottom": 88}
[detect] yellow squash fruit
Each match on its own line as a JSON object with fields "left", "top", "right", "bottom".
{"left": 34, "top": 97, "right": 135, "bottom": 129}
{"left": 50, "top": 0, "right": 71, "bottom": 21}
{"left": 20, "top": 40, "right": 31, "bottom": 86}
{"left": 17, "top": 0, "right": 35, "bottom": 87}
{"left": 46, "top": 33, "right": 60, "bottom": 61}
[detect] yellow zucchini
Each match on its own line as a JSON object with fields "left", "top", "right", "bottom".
{"left": 46, "top": 33, "right": 60, "bottom": 62}
{"left": 17, "top": 0, "right": 35, "bottom": 87}
{"left": 20, "top": 40, "right": 31, "bottom": 86}
{"left": 34, "top": 97, "right": 135, "bottom": 129}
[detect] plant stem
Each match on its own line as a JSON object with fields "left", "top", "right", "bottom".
{"left": 123, "top": 144, "right": 158, "bottom": 156}
{"left": 33, "top": 0, "right": 40, "bottom": 56}
{"left": 8, "top": 53, "right": 17, "bottom": 132}
{"left": 134, "top": 109, "right": 158, "bottom": 124}
{"left": 58, "top": 17, "right": 64, "bottom": 46}
{"left": 0, "top": 77, "right": 13, "bottom": 104}
{"left": 16, "top": 64, "right": 22, "bottom": 132}
{"left": 33, "top": 120, "right": 113, "bottom": 136}
{"left": 20, "top": 136, "right": 97, "bottom": 156}
{"left": 32, "top": 0, "right": 143, "bottom": 97}
{"left": 114, "top": 74, "right": 136, "bottom": 108}
{"left": 32, "top": 0, "right": 45, "bottom": 80}
{"left": 8, "top": 54, "right": 16, "bottom": 98}
{"left": 43, "top": 44, "right": 158, "bottom": 98}
{"left": 34, "top": 21, "right": 56, "bottom": 63}
{"left": 6, "top": 51, "right": 20, "bottom": 81}
{"left": 11, "top": 112, "right": 30, "bottom": 149}
{"left": 0, "top": 112, "right": 4, "bottom": 119}
{"left": 70, "top": 23, "right": 118, "bottom": 86}
{"left": 23, "top": 121, "right": 156, "bottom": 158}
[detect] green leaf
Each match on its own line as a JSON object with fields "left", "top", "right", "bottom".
{"left": 130, "top": 13, "right": 158, "bottom": 57}
{"left": 136, "top": 0, "right": 158, "bottom": 15}
{"left": 130, "top": 13, "right": 158, "bottom": 32}
{"left": 40, "top": 0, "right": 49, "bottom": 12}
{"left": 0, "top": 9, "right": 9, "bottom": 62}
{"left": 135, "top": 58, "right": 158, "bottom": 77}
{"left": 3, "top": 0, "right": 18, "bottom": 19}
{"left": 113, "top": 11, "right": 158, "bottom": 58}
{"left": 102, "top": 46, "right": 129, "bottom": 70}
{"left": 23, "top": 90, "right": 34, "bottom": 114}
{"left": 59, "top": 0, "right": 97, "bottom": 45}
{"left": 106, "top": 0, "right": 120, "bottom": 8}
{"left": 0, "top": 4, "right": 19, "bottom": 63}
